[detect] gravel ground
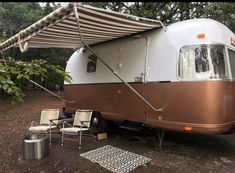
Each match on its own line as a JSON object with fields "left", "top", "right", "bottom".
{"left": 1, "top": 91, "right": 235, "bottom": 173}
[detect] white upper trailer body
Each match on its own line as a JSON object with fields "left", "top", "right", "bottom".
{"left": 65, "top": 18, "right": 235, "bottom": 84}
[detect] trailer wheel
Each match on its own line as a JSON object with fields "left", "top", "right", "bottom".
{"left": 91, "top": 112, "right": 108, "bottom": 134}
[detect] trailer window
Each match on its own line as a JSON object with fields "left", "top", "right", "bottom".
{"left": 87, "top": 55, "right": 97, "bottom": 73}
{"left": 210, "top": 45, "right": 226, "bottom": 79}
{"left": 195, "top": 45, "right": 209, "bottom": 73}
{"left": 178, "top": 44, "right": 227, "bottom": 80}
{"left": 228, "top": 49, "right": 235, "bottom": 79}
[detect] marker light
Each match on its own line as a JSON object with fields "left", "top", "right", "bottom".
{"left": 197, "top": 33, "right": 205, "bottom": 38}
{"left": 184, "top": 127, "right": 192, "bottom": 131}
{"left": 231, "top": 38, "right": 235, "bottom": 46}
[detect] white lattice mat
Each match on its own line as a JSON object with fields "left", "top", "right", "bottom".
{"left": 80, "top": 145, "right": 152, "bottom": 173}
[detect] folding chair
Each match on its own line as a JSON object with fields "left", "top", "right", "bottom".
{"left": 29, "top": 109, "right": 60, "bottom": 145}
{"left": 60, "top": 109, "right": 93, "bottom": 149}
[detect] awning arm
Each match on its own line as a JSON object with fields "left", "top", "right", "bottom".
{"left": 28, "top": 79, "right": 74, "bottom": 103}
{"left": 18, "top": 31, "right": 29, "bottom": 52}
{"left": 73, "top": 2, "right": 163, "bottom": 113}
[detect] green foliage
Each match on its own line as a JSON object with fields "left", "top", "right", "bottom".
{"left": 6, "top": 47, "right": 74, "bottom": 69}
{"left": 81, "top": 2, "right": 235, "bottom": 33}
{"left": 0, "top": 2, "right": 43, "bottom": 38}
{"left": 204, "top": 2, "right": 235, "bottom": 33}
{"left": 0, "top": 74, "right": 24, "bottom": 103}
{"left": 0, "top": 58, "right": 72, "bottom": 102}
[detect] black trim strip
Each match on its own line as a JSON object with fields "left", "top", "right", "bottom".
{"left": 64, "top": 81, "right": 174, "bottom": 85}
{"left": 64, "top": 82, "right": 144, "bottom": 85}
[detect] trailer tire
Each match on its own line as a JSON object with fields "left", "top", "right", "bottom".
{"left": 91, "top": 112, "right": 108, "bottom": 134}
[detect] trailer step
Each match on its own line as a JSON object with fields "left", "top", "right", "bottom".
{"left": 119, "top": 125, "right": 142, "bottom": 132}
{"left": 64, "top": 137, "right": 79, "bottom": 142}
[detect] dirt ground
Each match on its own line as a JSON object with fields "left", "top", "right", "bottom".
{"left": 1, "top": 91, "right": 235, "bottom": 173}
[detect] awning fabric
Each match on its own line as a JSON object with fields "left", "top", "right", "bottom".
{"left": 0, "top": 3, "right": 162, "bottom": 52}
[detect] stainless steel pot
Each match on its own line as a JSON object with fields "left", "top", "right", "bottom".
{"left": 23, "top": 134, "right": 49, "bottom": 160}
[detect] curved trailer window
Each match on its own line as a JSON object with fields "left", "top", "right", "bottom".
{"left": 228, "top": 49, "right": 235, "bottom": 79}
{"left": 179, "top": 44, "right": 227, "bottom": 80}
{"left": 87, "top": 55, "right": 97, "bottom": 73}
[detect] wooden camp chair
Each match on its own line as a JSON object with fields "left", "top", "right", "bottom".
{"left": 29, "top": 109, "right": 60, "bottom": 145}
{"left": 60, "top": 109, "right": 93, "bottom": 149}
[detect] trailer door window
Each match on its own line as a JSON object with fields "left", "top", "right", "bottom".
{"left": 179, "top": 44, "right": 227, "bottom": 80}
{"left": 87, "top": 55, "right": 97, "bottom": 73}
{"left": 228, "top": 49, "right": 235, "bottom": 79}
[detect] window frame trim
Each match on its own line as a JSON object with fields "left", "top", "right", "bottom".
{"left": 227, "top": 46, "right": 235, "bottom": 81}
{"left": 176, "top": 42, "right": 230, "bottom": 82}
{"left": 86, "top": 54, "right": 98, "bottom": 73}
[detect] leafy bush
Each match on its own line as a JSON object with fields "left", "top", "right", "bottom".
{"left": 0, "top": 58, "right": 71, "bottom": 102}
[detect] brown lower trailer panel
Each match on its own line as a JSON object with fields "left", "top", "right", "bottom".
{"left": 64, "top": 81, "right": 235, "bottom": 134}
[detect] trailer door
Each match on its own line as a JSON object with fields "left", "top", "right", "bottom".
{"left": 115, "top": 37, "right": 147, "bottom": 121}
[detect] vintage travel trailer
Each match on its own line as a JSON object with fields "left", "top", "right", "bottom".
{"left": 64, "top": 18, "right": 235, "bottom": 135}
{"left": 0, "top": 3, "right": 235, "bottom": 135}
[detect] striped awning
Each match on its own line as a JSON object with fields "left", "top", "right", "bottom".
{"left": 0, "top": 3, "right": 163, "bottom": 52}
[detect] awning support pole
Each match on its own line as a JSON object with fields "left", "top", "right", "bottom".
{"left": 73, "top": 3, "right": 162, "bottom": 113}
{"left": 28, "top": 79, "right": 74, "bottom": 103}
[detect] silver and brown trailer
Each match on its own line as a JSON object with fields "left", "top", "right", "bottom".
{"left": 1, "top": 3, "right": 235, "bottom": 135}
{"left": 64, "top": 18, "right": 235, "bottom": 134}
